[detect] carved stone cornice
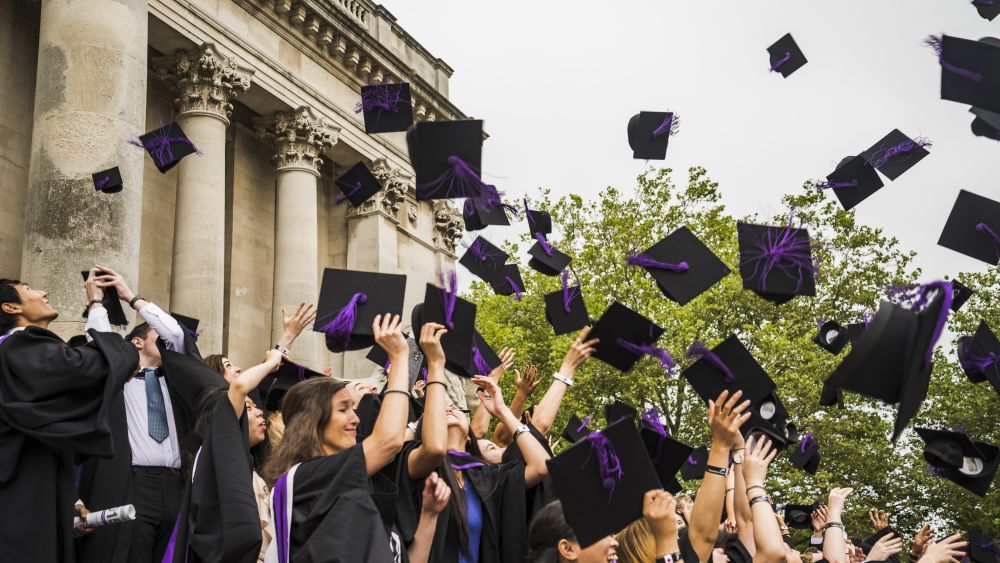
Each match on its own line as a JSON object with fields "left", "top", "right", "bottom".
{"left": 346, "top": 157, "right": 408, "bottom": 220}
{"left": 431, "top": 201, "right": 463, "bottom": 254}
{"left": 256, "top": 107, "right": 339, "bottom": 174}
{"left": 153, "top": 43, "right": 254, "bottom": 124}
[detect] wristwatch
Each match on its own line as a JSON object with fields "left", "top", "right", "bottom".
{"left": 657, "top": 552, "right": 683, "bottom": 563}
{"left": 732, "top": 451, "right": 744, "bottom": 464}
{"left": 274, "top": 344, "right": 290, "bottom": 355}
{"left": 512, "top": 424, "right": 531, "bottom": 441}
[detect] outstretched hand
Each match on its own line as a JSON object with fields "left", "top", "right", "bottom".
{"left": 868, "top": 508, "right": 890, "bottom": 532}
{"left": 918, "top": 533, "right": 967, "bottom": 563}
{"left": 811, "top": 504, "right": 828, "bottom": 534}
{"left": 741, "top": 435, "right": 777, "bottom": 486}
{"left": 373, "top": 314, "right": 408, "bottom": 357}
{"left": 421, "top": 472, "right": 451, "bottom": 516}
{"left": 281, "top": 302, "right": 316, "bottom": 342}
{"left": 487, "top": 347, "right": 516, "bottom": 381}
{"left": 707, "top": 390, "right": 751, "bottom": 449}
{"left": 515, "top": 364, "right": 541, "bottom": 397}
{"left": 418, "top": 322, "right": 448, "bottom": 366}
{"left": 912, "top": 523, "right": 936, "bottom": 558}
{"left": 94, "top": 265, "right": 138, "bottom": 304}
{"left": 559, "top": 326, "right": 599, "bottom": 377}
{"left": 472, "top": 375, "right": 507, "bottom": 419}
{"left": 868, "top": 532, "right": 904, "bottom": 562}
{"left": 84, "top": 268, "right": 105, "bottom": 303}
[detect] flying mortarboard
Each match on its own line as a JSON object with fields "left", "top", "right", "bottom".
{"left": 528, "top": 236, "right": 573, "bottom": 276}
{"left": 463, "top": 185, "right": 515, "bottom": 231}
{"left": 605, "top": 400, "right": 638, "bottom": 425}
{"left": 562, "top": 414, "right": 593, "bottom": 444}
{"left": 916, "top": 427, "right": 999, "bottom": 497}
{"left": 627, "top": 111, "right": 681, "bottom": 160}
{"left": 680, "top": 446, "right": 709, "bottom": 481}
{"left": 92, "top": 167, "right": 123, "bottom": 194}
{"left": 407, "top": 120, "right": 487, "bottom": 200}
{"left": 783, "top": 503, "right": 819, "bottom": 530}
{"left": 927, "top": 35, "right": 1000, "bottom": 114}
{"left": 313, "top": 268, "right": 407, "bottom": 353}
{"left": 457, "top": 329, "right": 501, "bottom": 378}
{"left": 951, "top": 280, "right": 974, "bottom": 312}
{"left": 815, "top": 155, "right": 885, "bottom": 211}
{"left": 80, "top": 270, "right": 128, "bottom": 328}
{"left": 488, "top": 263, "right": 525, "bottom": 301}
{"left": 767, "top": 33, "right": 807, "bottom": 78}
{"left": 334, "top": 162, "right": 382, "bottom": 207}
{"left": 588, "top": 301, "right": 672, "bottom": 375}
{"left": 524, "top": 198, "right": 552, "bottom": 237}
{"left": 957, "top": 320, "right": 1000, "bottom": 393}
{"left": 970, "top": 106, "right": 1000, "bottom": 141}
{"left": 172, "top": 313, "right": 201, "bottom": 342}
{"left": 814, "top": 320, "right": 850, "bottom": 355}
{"left": 937, "top": 189, "right": 1000, "bottom": 265}
{"left": 458, "top": 236, "right": 508, "bottom": 283}
{"left": 788, "top": 432, "right": 821, "bottom": 475}
{"left": 627, "top": 226, "right": 731, "bottom": 305}
{"left": 972, "top": 0, "right": 1000, "bottom": 21}
{"left": 640, "top": 408, "right": 692, "bottom": 494}
{"left": 130, "top": 121, "right": 200, "bottom": 174}
{"left": 355, "top": 82, "right": 413, "bottom": 134}
{"left": 411, "top": 272, "right": 477, "bottom": 373}
{"left": 737, "top": 220, "right": 817, "bottom": 305}
{"left": 859, "top": 129, "right": 931, "bottom": 181}
{"left": 544, "top": 270, "right": 590, "bottom": 335}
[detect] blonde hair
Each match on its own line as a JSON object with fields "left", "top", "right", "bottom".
{"left": 615, "top": 519, "right": 656, "bottom": 563}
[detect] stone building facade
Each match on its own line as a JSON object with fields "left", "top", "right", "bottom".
{"left": 0, "top": 0, "right": 467, "bottom": 377}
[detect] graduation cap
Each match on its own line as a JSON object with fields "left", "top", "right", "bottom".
{"left": 957, "top": 320, "right": 1000, "bottom": 392}
{"left": 313, "top": 268, "right": 407, "bottom": 353}
{"left": 972, "top": 0, "right": 1000, "bottom": 21}
{"left": 627, "top": 111, "right": 680, "bottom": 160}
{"left": 172, "top": 313, "right": 201, "bottom": 342}
{"left": 561, "top": 414, "right": 593, "bottom": 444}
{"left": 334, "top": 162, "right": 382, "bottom": 207}
{"left": 627, "top": 226, "right": 731, "bottom": 305}
{"left": 527, "top": 236, "right": 572, "bottom": 276}
{"left": 767, "top": 33, "right": 807, "bottom": 77}
{"left": 92, "top": 167, "right": 123, "bottom": 194}
{"left": 680, "top": 446, "right": 708, "bottom": 481}
{"left": 737, "top": 221, "right": 816, "bottom": 304}
{"left": 463, "top": 185, "right": 515, "bottom": 231}
{"left": 821, "top": 281, "right": 953, "bottom": 442}
{"left": 970, "top": 106, "right": 1000, "bottom": 141}
{"left": 814, "top": 320, "right": 850, "bottom": 355}
{"left": 365, "top": 344, "right": 393, "bottom": 375}
{"left": 916, "top": 427, "right": 999, "bottom": 497}
{"left": 605, "top": 400, "right": 638, "bottom": 425}
{"left": 969, "top": 530, "right": 1000, "bottom": 563}
{"left": 487, "top": 264, "right": 525, "bottom": 301}
{"left": 458, "top": 236, "right": 508, "bottom": 283}
{"left": 130, "top": 121, "right": 200, "bottom": 173}
{"left": 937, "top": 189, "right": 1000, "bottom": 266}
{"left": 544, "top": 270, "right": 590, "bottom": 335}
{"left": 745, "top": 393, "right": 796, "bottom": 450}
{"left": 927, "top": 35, "right": 1000, "bottom": 114}
{"left": 546, "top": 418, "right": 662, "bottom": 548}
{"left": 355, "top": 82, "right": 413, "bottom": 134}
{"left": 407, "top": 120, "right": 487, "bottom": 200}
{"left": 524, "top": 198, "right": 552, "bottom": 237}
{"left": 80, "top": 270, "right": 128, "bottom": 327}
{"left": 815, "top": 155, "right": 885, "bottom": 211}
{"left": 788, "top": 432, "right": 821, "bottom": 475}
{"left": 412, "top": 273, "right": 477, "bottom": 373}
{"left": 263, "top": 361, "right": 325, "bottom": 412}
{"left": 859, "top": 129, "right": 931, "bottom": 181}
{"left": 588, "top": 301, "right": 671, "bottom": 374}
{"left": 784, "top": 503, "right": 818, "bottom": 530}
{"left": 454, "top": 329, "right": 501, "bottom": 378}
{"left": 640, "top": 409, "right": 692, "bottom": 494}
{"left": 951, "top": 280, "right": 974, "bottom": 312}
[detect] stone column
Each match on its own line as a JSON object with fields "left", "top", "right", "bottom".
{"left": 260, "top": 107, "right": 337, "bottom": 367}
{"left": 20, "top": 0, "right": 148, "bottom": 338}
{"left": 155, "top": 44, "right": 252, "bottom": 354}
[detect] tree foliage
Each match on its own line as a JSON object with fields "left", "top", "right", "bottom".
{"left": 464, "top": 166, "right": 998, "bottom": 543}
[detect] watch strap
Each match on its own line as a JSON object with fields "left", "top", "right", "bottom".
{"left": 552, "top": 371, "right": 574, "bottom": 386}
{"left": 704, "top": 464, "right": 728, "bottom": 476}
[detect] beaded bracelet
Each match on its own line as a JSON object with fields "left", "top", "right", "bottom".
{"left": 383, "top": 389, "right": 410, "bottom": 398}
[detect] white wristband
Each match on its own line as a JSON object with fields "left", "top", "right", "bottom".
{"left": 552, "top": 371, "right": 573, "bottom": 386}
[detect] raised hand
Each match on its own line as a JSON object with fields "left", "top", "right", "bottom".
{"left": 741, "top": 435, "right": 777, "bottom": 486}
{"left": 421, "top": 472, "right": 451, "bottom": 515}
{"left": 643, "top": 490, "right": 680, "bottom": 546}
{"left": 826, "top": 487, "right": 854, "bottom": 514}
{"left": 918, "top": 533, "right": 968, "bottom": 563}
{"left": 94, "top": 265, "right": 138, "bottom": 304}
{"left": 281, "top": 302, "right": 317, "bottom": 342}
{"left": 559, "top": 326, "right": 599, "bottom": 377}
{"left": 418, "top": 322, "right": 447, "bottom": 366}
{"left": 868, "top": 508, "right": 890, "bottom": 532}
{"left": 811, "top": 504, "right": 828, "bottom": 534}
{"left": 471, "top": 375, "right": 507, "bottom": 418}
{"left": 488, "top": 347, "right": 516, "bottom": 381}
{"left": 373, "top": 314, "right": 408, "bottom": 357}
{"left": 707, "top": 390, "right": 752, "bottom": 449}
{"left": 868, "top": 532, "right": 904, "bottom": 562}
{"left": 912, "top": 523, "right": 936, "bottom": 559}
{"left": 515, "top": 364, "right": 541, "bottom": 397}
{"left": 412, "top": 379, "right": 426, "bottom": 398}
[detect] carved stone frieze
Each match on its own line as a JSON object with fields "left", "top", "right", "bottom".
{"left": 256, "top": 107, "right": 338, "bottom": 174}
{"left": 431, "top": 201, "right": 463, "bottom": 253}
{"left": 346, "top": 158, "right": 409, "bottom": 219}
{"left": 154, "top": 44, "right": 254, "bottom": 123}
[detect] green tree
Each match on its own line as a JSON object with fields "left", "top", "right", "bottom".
{"left": 465, "top": 166, "right": 998, "bottom": 543}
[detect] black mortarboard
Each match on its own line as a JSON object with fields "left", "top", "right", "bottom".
{"left": 969, "top": 530, "right": 1000, "bottom": 563}
{"left": 488, "top": 264, "right": 525, "bottom": 299}
{"left": 767, "top": 33, "right": 807, "bottom": 78}
{"left": 784, "top": 504, "right": 818, "bottom": 530}
{"left": 788, "top": 433, "right": 821, "bottom": 475}
{"left": 745, "top": 393, "right": 796, "bottom": 450}
{"left": 970, "top": 106, "right": 1000, "bottom": 141}
{"left": 412, "top": 278, "right": 477, "bottom": 373}
{"left": 916, "top": 427, "right": 999, "bottom": 497}
{"left": 845, "top": 320, "right": 869, "bottom": 343}
{"left": 972, "top": 1, "right": 1000, "bottom": 21}
{"left": 680, "top": 446, "right": 708, "bottom": 481}
{"left": 737, "top": 222, "right": 816, "bottom": 304}
{"left": 821, "top": 282, "right": 952, "bottom": 442}
{"left": 544, "top": 272, "right": 590, "bottom": 335}
{"left": 264, "top": 361, "right": 325, "bottom": 412}
{"left": 814, "top": 320, "right": 850, "bottom": 355}
{"left": 313, "top": 268, "right": 407, "bottom": 353}
{"left": 605, "top": 400, "right": 638, "bottom": 425}
{"left": 365, "top": 344, "right": 393, "bottom": 374}
{"left": 562, "top": 414, "right": 593, "bottom": 444}
{"left": 92, "top": 167, "right": 123, "bottom": 194}
{"left": 463, "top": 190, "right": 513, "bottom": 231}
{"left": 527, "top": 239, "right": 572, "bottom": 276}
{"left": 937, "top": 189, "right": 1000, "bottom": 265}
{"left": 629, "top": 226, "right": 731, "bottom": 305}
{"left": 547, "top": 418, "right": 662, "bottom": 548}
{"left": 454, "top": 329, "right": 501, "bottom": 379}
{"left": 627, "top": 111, "right": 680, "bottom": 160}
{"left": 951, "top": 280, "right": 974, "bottom": 312}
{"left": 957, "top": 320, "right": 1000, "bottom": 391}
{"left": 134, "top": 121, "right": 199, "bottom": 173}
{"left": 683, "top": 335, "right": 776, "bottom": 405}
{"left": 357, "top": 82, "right": 413, "bottom": 134}
{"left": 80, "top": 270, "right": 128, "bottom": 327}
{"left": 859, "top": 129, "right": 931, "bottom": 181}
{"left": 458, "top": 236, "right": 508, "bottom": 283}
{"left": 334, "top": 162, "right": 382, "bottom": 207}
{"left": 639, "top": 417, "right": 692, "bottom": 494}
{"left": 525, "top": 200, "right": 552, "bottom": 237}
{"left": 820, "top": 155, "right": 884, "bottom": 211}
{"left": 933, "top": 35, "right": 1000, "bottom": 114}
{"left": 172, "top": 313, "right": 201, "bottom": 342}
{"left": 407, "top": 120, "right": 486, "bottom": 200}
{"left": 588, "top": 301, "right": 666, "bottom": 372}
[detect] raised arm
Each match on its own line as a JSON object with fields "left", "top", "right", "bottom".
{"left": 731, "top": 432, "right": 756, "bottom": 555}
{"left": 83, "top": 268, "right": 111, "bottom": 340}
{"left": 362, "top": 314, "right": 411, "bottom": 476}
{"left": 741, "top": 437, "right": 784, "bottom": 563}
{"left": 492, "top": 365, "right": 540, "bottom": 446}
{"left": 407, "top": 323, "right": 449, "bottom": 480}
{"left": 274, "top": 302, "right": 316, "bottom": 353}
{"left": 473, "top": 375, "right": 551, "bottom": 487}
{"left": 643, "top": 490, "right": 681, "bottom": 560}
{"left": 530, "top": 327, "right": 598, "bottom": 435}
{"left": 407, "top": 472, "right": 451, "bottom": 563}
{"left": 96, "top": 265, "right": 187, "bottom": 352}
{"left": 822, "top": 487, "right": 855, "bottom": 563}
{"left": 470, "top": 347, "right": 515, "bottom": 438}
{"left": 227, "top": 349, "right": 283, "bottom": 416}
{"left": 688, "top": 390, "right": 751, "bottom": 563}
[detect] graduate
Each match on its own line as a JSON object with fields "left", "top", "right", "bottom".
{"left": 0, "top": 272, "right": 138, "bottom": 563}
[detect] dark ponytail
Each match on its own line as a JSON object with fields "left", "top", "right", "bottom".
{"left": 527, "top": 500, "right": 576, "bottom": 563}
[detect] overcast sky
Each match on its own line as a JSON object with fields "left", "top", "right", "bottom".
{"left": 384, "top": 0, "right": 999, "bottom": 284}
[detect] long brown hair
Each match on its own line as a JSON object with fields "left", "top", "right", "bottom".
{"left": 262, "top": 377, "right": 348, "bottom": 485}
{"left": 615, "top": 519, "right": 656, "bottom": 563}
{"left": 203, "top": 354, "right": 227, "bottom": 380}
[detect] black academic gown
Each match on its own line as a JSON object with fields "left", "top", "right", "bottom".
{"left": 370, "top": 440, "right": 423, "bottom": 562}
{"left": 288, "top": 443, "right": 395, "bottom": 562}
{"left": 0, "top": 327, "right": 138, "bottom": 563}
{"left": 500, "top": 424, "right": 555, "bottom": 524}
{"left": 77, "top": 333, "right": 225, "bottom": 563}
{"left": 165, "top": 399, "right": 262, "bottom": 563}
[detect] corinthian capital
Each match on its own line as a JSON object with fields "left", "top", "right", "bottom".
{"left": 154, "top": 43, "right": 254, "bottom": 123}
{"left": 256, "top": 107, "right": 339, "bottom": 174}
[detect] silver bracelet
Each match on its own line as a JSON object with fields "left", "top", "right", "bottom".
{"left": 552, "top": 371, "right": 574, "bottom": 386}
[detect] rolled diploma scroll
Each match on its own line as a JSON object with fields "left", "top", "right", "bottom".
{"left": 74, "top": 504, "right": 136, "bottom": 528}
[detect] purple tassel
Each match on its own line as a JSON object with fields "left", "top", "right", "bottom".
{"left": 642, "top": 408, "right": 668, "bottom": 463}
{"left": 687, "top": 341, "right": 735, "bottom": 382}
{"left": 95, "top": 176, "right": 111, "bottom": 191}
{"left": 958, "top": 339, "right": 999, "bottom": 374}
{"left": 582, "top": 431, "right": 624, "bottom": 502}
{"left": 420, "top": 367, "right": 428, "bottom": 382}
{"left": 181, "top": 324, "right": 201, "bottom": 342}
{"left": 739, "top": 215, "right": 816, "bottom": 293}
{"left": 523, "top": 197, "right": 544, "bottom": 234}
{"left": 799, "top": 432, "right": 816, "bottom": 453}
{"left": 319, "top": 292, "right": 368, "bottom": 349}
{"left": 335, "top": 179, "right": 362, "bottom": 205}
{"left": 892, "top": 281, "right": 953, "bottom": 365}
{"left": 863, "top": 310, "right": 874, "bottom": 328}
{"left": 438, "top": 271, "right": 458, "bottom": 330}
{"left": 354, "top": 82, "right": 409, "bottom": 114}
{"left": 504, "top": 276, "right": 524, "bottom": 301}
{"left": 128, "top": 118, "right": 202, "bottom": 168}
{"left": 577, "top": 415, "right": 592, "bottom": 433}
{"left": 382, "top": 358, "right": 391, "bottom": 375}
{"left": 770, "top": 51, "right": 791, "bottom": 72}
{"left": 686, "top": 454, "right": 698, "bottom": 466}
{"left": 415, "top": 156, "right": 488, "bottom": 199}
{"left": 976, "top": 223, "right": 1000, "bottom": 258}
{"left": 627, "top": 250, "right": 689, "bottom": 272}
{"left": 871, "top": 137, "right": 933, "bottom": 169}
{"left": 651, "top": 112, "right": 680, "bottom": 138}
{"left": 561, "top": 269, "right": 580, "bottom": 314}
{"left": 534, "top": 231, "right": 555, "bottom": 257}
{"left": 465, "top": 184, "right": 519, "bottom": 216}
{"left": 616, "top": 338, "right": 675, "bottom": 376}
{"left": 813, "top": 179, "right": 859, "bottom": 190}
{"left": 815, "top": 318, "right": 827, "bottom": 330}
{"left": 464, "top": 237, "right": 504, "bottom": 263}
{"left": 472, "top": 340, "right": 492, "bottom": 376}
{"left": 925, "top": 35, "right": 984, "bottom": 82}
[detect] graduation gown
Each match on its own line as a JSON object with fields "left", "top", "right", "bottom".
{"left": 370, "top": 440, "right": 424, "bottom": 562}
{"left": 77, "top": 333, "right": 225, "bottom": 563}
{"left": 0, "top": 327, "right": 138, "bottom": 563}
{"left": 500, "top": 424, "right": 556, "bottom": 525}
{"left": 164, "top": 398, "right": 262, "bottom": 563}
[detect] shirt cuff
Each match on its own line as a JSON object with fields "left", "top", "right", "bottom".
{"left": 137, "top": 302, "right": 185, "bottom": 352}
{"left": 84, "top": 306, "right": 112, "bottom": 341}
